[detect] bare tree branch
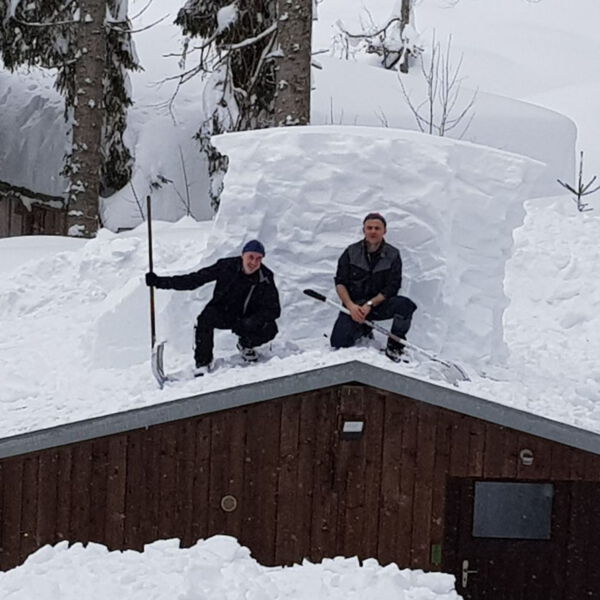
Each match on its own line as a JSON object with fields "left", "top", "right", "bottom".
{"left": 106, "top": 13, "right": 169, "bottom": 34}
{"left": 399, "top": 32, "right": 476, "bottom": 138}
{"left": 557, "top": 151, "right": 600, "bottom": 212}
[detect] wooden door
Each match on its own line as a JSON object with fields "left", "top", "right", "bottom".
{"left": 444, "top": 478, "right": 569, "bottom": 600}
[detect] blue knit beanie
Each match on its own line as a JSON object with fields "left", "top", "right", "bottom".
{"left": 242, "top": 239, "right": 265, "bottom": 256}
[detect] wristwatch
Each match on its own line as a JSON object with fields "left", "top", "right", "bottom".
{"left": 366, "top": 300, "right": 374, "bottom": 307}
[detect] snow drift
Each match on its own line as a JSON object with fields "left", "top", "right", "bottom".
{"left": 0, "top": 535, "right": 461, "bottom": 600}
{"left": 311, "top": 57, "right": 576, "bottom": 198}
{"left": 199, "top": 126, "right": 543, "bottom": 365}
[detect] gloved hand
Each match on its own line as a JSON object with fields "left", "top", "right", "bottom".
{"left": 145, "top": 271, "right": 159, "bottom": 287}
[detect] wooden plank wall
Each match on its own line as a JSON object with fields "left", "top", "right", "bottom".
{"left": 1, "top": 384, "right": 600, "bottom": 573}
{"left": 0, "top": 196, "right": 66, "bottom": 237}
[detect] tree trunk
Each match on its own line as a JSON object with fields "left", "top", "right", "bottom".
{"left": 273, "top": 0, "right": 312, "bottom": 126}
{"left": 399, "top": 0, "right": 411, "bottom": 74}
{"left": 66, "top": 0, "right": 106, "bottom": 237}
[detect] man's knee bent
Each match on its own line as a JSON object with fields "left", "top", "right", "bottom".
{"left": 330, "top": 314, "right": 361, "bottom": 348}
{"left": 238, "top": 320, "right": 278, "bottom": 347}
{"left": 387, "top": 295, "right": 417, "bottom": 318}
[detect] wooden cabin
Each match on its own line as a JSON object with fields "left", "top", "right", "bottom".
{"left": 0, "top": 180, "right": 66, "bottom": 237}
{"left": 1, "top": 361, "right": 599, "bottom": 599}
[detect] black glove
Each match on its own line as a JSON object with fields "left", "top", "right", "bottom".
{"left": 145, "top": 271, "right": 159, "bottom": 287}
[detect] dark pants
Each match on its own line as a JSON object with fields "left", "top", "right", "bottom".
{"left": 330, "top": 295, "right": 417, "bottom": 350}
{"left": 194, "top": 305, "right": 278, "bottom": 367}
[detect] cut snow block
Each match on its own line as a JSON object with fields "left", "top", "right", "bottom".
{"left": 209, "top": 126, "right": 544, "bottom": 366}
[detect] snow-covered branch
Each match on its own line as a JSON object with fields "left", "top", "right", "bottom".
{"left": 221, "top": 21, "right": 277, "bottom": 51}
{"left": 334, "top": 1, "right": 421, "bottom": 72}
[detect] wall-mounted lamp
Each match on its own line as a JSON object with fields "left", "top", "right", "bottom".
{"left": 341, "top": 419, "right": 365, "bottom": 440}
{"left": 519, "top": 448, "right": 534, "bottom": 466}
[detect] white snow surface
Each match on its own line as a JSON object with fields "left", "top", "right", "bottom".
{"left": 1, "top": 0, "right": 600, "bottom": 593}
{"left": 1, "top": 124, "right": 599, "bottom": 441}
{"left": 311, "top": 56, "right": 575, "bottom": 198}
{"left": 0, "top": 536, "right": 460, "bottom": 600}
{"left": 2, "top": 0, "right": 599, "bottom": 223}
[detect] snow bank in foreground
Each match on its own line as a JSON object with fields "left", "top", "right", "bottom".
{"left": 207, "top": 126, "right": 543, "bottom": 365}
{"left": 0, "top": 535, "right": 461, "bottom": 600}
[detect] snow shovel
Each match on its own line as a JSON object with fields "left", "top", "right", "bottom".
{"left": 147, "top": 195, "right": 166, "bottom": 388}
{"left": 303, "top": 288, "right": 470, "bottom": 383}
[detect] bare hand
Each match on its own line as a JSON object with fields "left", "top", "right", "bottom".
{"left": 349, "top": 303, "right": 367, "bottom": 323}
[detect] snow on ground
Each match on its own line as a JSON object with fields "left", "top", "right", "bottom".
{"left": 315, "top": 0, "right": 600, "bottom": 171}
{"left": 1, "top": 145, "right": 600, "bottom": 439}
{"left": 0, "top": 214, "right": 458, "bottom": 438}
{"left": 311, "top": 56, "right": 575, "bottom": 198}
{"left": 0, "top": 536, "right": 460, "bottom": 600}
{"left": 0, "top": 125, "right": 546, "bottom": 437}
{"left": 0, "top": 0, "right": 597, "bottom": 450}
{"left": 467, "top": 196, "right": 600, "bottom": 426}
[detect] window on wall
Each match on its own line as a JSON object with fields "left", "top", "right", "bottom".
{"left": 472, "top": 481, "right": 554, "bottom": 540}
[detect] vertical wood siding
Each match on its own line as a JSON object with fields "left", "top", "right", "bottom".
{"left": 0, "top": 196, "right": 66, "bottom": 237}
{"left": 1, "top": 384, "right": 600, "bottom": 579}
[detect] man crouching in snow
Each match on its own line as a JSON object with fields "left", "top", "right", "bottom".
{"left": 331, "top": 213, "right": 417, "bottom": 362}
{"left": 145, "top": 240, "right": 280, "bottom": 376}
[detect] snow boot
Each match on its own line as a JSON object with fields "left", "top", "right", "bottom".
{"left": 237, "top": 341, "right": 258, "bottom": 362}
{"left": 193, "top": 364, "right": 211, "bottom": 377}
{"left": 385, "top": 341, "right": 405, "bottom": 363}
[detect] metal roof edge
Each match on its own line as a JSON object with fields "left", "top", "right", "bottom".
{"left": 351, "top": 362, "right": 600, "bottom": 456}
{"left": 1, "top": 361, "right": 599, "bottom": 460}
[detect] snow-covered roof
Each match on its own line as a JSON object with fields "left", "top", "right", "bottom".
{"left": 3, "top": 361, "right": 600, "bottom": 462}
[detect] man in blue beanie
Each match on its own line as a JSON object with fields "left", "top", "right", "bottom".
{"left": 330, "top": 213, "right": 417, "bottom": 361}
{"left": 146, "top": 239, "right": 280, "bottom": 375}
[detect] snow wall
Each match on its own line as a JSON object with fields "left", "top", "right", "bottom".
{"left": 201, "top": 126, "right": 543, "bottom": 365}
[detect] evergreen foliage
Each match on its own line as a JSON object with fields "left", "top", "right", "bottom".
{"left": 174, "top": 0, "right": 278, "bottom": 208}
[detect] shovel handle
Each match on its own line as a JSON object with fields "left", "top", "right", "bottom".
{"left": 147, "top": 196, "right": 156, "bottom": 349}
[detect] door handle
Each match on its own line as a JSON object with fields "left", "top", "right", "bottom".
{"left": 461, "top": 559, "right": 479, "bottom": 588}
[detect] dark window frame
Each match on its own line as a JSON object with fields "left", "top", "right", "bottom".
{"left": 472, "top": 480, "right": 554, "bottom": 540}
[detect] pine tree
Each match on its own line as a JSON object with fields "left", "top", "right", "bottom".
{"left": 174, "top": 0, "right": 312, "bottom": 208}
{"left": 0, "top": 0, "right": 139, "bottom": 237}
{"left": 273, "top": 0, "right": 312, "bottom": 126}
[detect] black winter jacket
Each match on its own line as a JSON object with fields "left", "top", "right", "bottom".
{"left": 334, "top": 240, "right": 402, "bottom": 304}
{"left": 153, "top": 257, "right": 281, "bottom": 323}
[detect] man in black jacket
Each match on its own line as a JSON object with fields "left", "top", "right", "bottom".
{"left": 331, "top": 213, "right": 417, "bottom": 361}
{"left": 146, "top": 240, "right": 280, "bottom": 374}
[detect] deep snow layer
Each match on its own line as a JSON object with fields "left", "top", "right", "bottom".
{"left": 209, "top": 126, "right": 543, "bottom": 364}
{"left": 2, "top": 191, "right": 600, "bottom": 439}
{"left": 0, "top": 213, "right": 476, "bottom": 438}
{"left": 0, "top": 536, "right": 461, "bottom": 599}
{"left": 311, "top": 57, "right": 575, "bottom": 197}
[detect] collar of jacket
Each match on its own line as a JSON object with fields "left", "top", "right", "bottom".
{"left": 362, "top": 238, "right": 386, "bottom": 256}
